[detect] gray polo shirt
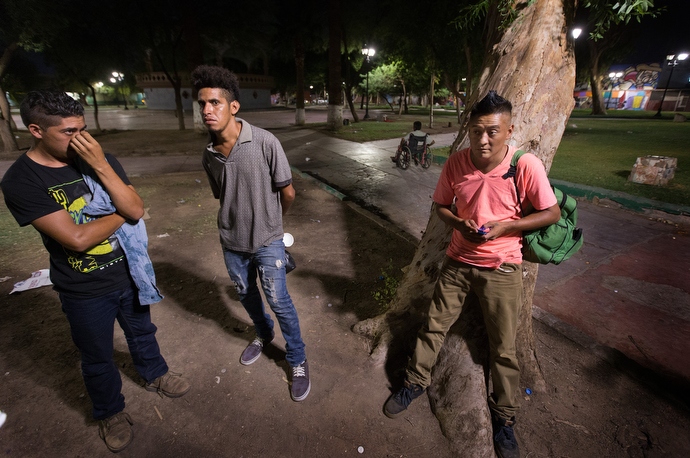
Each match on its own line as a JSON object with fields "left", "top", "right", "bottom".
{"left": 202, "top": 118, "right": 293, "bottom": 253}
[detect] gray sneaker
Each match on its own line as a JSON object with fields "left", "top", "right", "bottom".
{"left": 98, "top": 411, "right": 133, "bottom": 453}
{"left": 290, "top": 360, "right": 311, "bottom": 402}
{"left": 240, "top": 336, "right": 272, "bottom": 365}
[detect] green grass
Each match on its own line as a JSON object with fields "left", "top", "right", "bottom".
{"left": 551, "top": 118, "right": 690, "bottom": 206}
{"left": 385, "top": 116, "right": 690, "bottom": 207}
{"left": 569, "top": 108, "right": 678, "bottom": 119}
{"left": 309, "top": 119, "right": 415, "bottom": 142}
{"left": 308, "top": 106, "right": 460, "bottom": 143}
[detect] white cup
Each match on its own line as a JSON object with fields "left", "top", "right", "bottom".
{"left": 283, "top": 233, "right": 294, "bottom": 247}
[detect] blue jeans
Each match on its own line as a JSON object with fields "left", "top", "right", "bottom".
{"left": 59, "top": 284, "right": 168, "bottom": 420}
{"left": 223, "top": 240, "right": 306, "bottom": 367}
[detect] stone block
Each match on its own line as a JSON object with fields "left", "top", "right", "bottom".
{"left": 628, "top": 155, "right": 677, "bottom": 186}
{"left": 674, "top": 113, "right": 687, "bottom": 123}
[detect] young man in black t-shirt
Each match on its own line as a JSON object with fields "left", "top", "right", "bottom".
{"left": 1, "top": 91, "right": 190, "bottom": 453}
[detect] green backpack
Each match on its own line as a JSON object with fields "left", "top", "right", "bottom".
{"left": 504, "top": 150, "right": 584, "bottom": 265}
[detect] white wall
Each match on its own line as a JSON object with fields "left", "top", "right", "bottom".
{"left": 143, "top": 87, "right": 272, "bottom": 110}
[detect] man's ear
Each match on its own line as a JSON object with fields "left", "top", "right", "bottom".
{"left": 28, "top": 124, "right": 43, "bottom": 139}
{"left": 230, "top": 100, "right": 240, "bottom": 115}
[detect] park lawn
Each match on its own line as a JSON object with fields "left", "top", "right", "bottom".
{"left": 424, "top": 118, "right": 689, "bottom": 207}
{"left": 569, "top": 108, "right": 678, "bottom": 119}
{"left": 551, "top": 118, "right": 690, "bottom": 206}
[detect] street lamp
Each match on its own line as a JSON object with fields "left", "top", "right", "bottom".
{"left": 109, "top": 71, "right": 128, "bottom": 110}
{"left": 361, "top": 45, "right": 375, "bottom": 119}
{"left": 655, "top": 53, "right": 688, "bottom": 118}
{"left": 606, "top": 72, "right": 623, "bottom": 109}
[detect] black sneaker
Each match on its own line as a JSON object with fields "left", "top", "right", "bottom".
{"left": 383, "top": 380, "right": 424, "bottom": 418}
{"left": 98, "top": 411, "right": 133, "bottom": 453}
{"left": 290, "top": 360, "right": 311, "bottom": 401}
{"left": 240, "top": 336, "right": 272, "bottom": 366}
{"left": 492, "top": 414, "right": 520, "bottom": 458}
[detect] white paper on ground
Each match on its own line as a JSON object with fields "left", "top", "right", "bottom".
{"left": 10, "top": 269, "right": 52, "bottom": 294}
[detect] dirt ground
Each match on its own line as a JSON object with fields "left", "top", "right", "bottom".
{"left": 2, "top": 130, "right": 690, "bottom": 457}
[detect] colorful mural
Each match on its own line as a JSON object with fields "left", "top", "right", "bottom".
{"left": 609, "top": 63, "right": 662, "bottom": 91}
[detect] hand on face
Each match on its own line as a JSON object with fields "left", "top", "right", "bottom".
{"left": 69, "top": 131, "right": 106, "bottom": 168}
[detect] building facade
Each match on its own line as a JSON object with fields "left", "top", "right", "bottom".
{"left": 136, "top": 72, "right": 275, "bottom": 110}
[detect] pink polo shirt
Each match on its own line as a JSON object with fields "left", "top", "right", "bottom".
{"left": 433, "top": 145, "right": 557, "bottom": 268}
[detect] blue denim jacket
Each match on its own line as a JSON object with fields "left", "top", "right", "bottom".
{"left": 79, "top": 162, "right": 163, "bottom": 305}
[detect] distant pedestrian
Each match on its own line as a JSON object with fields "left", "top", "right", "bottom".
{"left": 383, "top": 91, "right": 560, "bottom": 458}
{"left": 1, "top": 90, "right": 190, "bottom": 453}
{"left": 191, "top": 65, "right": 310, "bottom": 402}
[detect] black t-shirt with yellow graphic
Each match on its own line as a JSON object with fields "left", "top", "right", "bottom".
{"left": 1, "top": 153, "right": 132, "bottom": 297}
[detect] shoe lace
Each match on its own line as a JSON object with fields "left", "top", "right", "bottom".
{"left": 250, "top": 337, "right": 264, "bottom": 347}
{"left": 292, "top": 365, "right": 306, "bottom": 378}
{"left": 494, "top": 424, "right": 517, "bottom": 448}
{"left": 394, "top": 385, "right": 419, "bottom": 408}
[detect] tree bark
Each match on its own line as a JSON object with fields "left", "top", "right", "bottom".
{"left": 429, "top": 70, "right": 435, "bottom": 128}
{"left": 588, "top": 40, "right": 607, "bottom": 115}
{"left": 398, "top": 79, "right": 406, "bottom": 116}
{"left": 326, "top": 0, "right": 342, "bottom": 130}
{"left": 294, "top": 35, "right": 306, "bottom": 126}
{"left": 87, "top": 83, "right": 102, "bottom": 133}
{"left": 0, "top": 42, "right": 21, "bottom": 146}
{"left": 0, "top": 81, "right": 19, "bottom": 153}
{"left": 353, "top": 0, "right": 575, "bottom": 455}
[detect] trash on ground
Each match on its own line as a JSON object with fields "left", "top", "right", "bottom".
{"left": 157, "top": 233, "right": 170, "bottom": 238}
{"left": 10, "top": 270, "right": 52, "bottom": 294}
{"left": 0, "top": 276, "right": 12, "bottom": 282}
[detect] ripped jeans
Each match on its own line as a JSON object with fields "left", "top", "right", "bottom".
{"left": 222, "top": 240, "right": 306, "bottom": 367}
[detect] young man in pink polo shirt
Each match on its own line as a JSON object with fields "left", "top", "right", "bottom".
{"left": 383, "top": 91, "right": 560, "bottom": 458}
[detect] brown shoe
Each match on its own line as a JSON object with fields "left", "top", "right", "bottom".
{"left": 98, "top": 411, "right": 133, "bottom": 453}
{"left": 145, "top": 371, "right": 191, "bottom": 398}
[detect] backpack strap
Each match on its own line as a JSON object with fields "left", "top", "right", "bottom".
{"left": 502, "top": 150, "right": 528, "bottom": 217}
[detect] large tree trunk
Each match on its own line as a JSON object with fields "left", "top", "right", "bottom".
{"left": 353, "top": 0, "right": 575, "bottom": 455}
{"left": 326, "top": 0, "right": 342, "bottom": 130}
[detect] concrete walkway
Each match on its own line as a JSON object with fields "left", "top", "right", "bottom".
{"left": 2, "top": 106, "right": 689, "bottom": 392}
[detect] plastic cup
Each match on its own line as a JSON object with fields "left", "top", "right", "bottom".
{"left": 283, "top": 233, "right": 294, "bottom": 247}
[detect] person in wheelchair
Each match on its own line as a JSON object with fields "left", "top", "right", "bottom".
{"left": 391, "top": 121, "right": 435, "bottom": 167}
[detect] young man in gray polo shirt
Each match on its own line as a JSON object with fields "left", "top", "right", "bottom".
{"left": 191, "top": 65, "right": 310, "bottom": 402}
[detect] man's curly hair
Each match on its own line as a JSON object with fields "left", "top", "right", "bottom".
{"left": 191, "top": 65, "right": 240, "bottom": 103}
{"left": 20, "top": 90, "right": 84, "bottom": 130}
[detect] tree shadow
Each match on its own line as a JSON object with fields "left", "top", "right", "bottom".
{"left": 153, "top": 261, "right": 288, "bottom": 369}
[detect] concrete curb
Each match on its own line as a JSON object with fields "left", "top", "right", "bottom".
{"left": 290, "top": 165, "right": 420, "bottom": 246}
{"left": 549, "top": 179, "right": 690, "bottom": 216}
{"left": 430, "top": 156, "right": 688, "bottom": 216}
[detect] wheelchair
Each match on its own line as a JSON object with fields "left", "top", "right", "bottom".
{"left": 396, "top": 134, "right": 433, "bottom": 170}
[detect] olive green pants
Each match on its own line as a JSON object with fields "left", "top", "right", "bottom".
{"left": 406, "top": 257, "right": 522, "bottom": 419}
